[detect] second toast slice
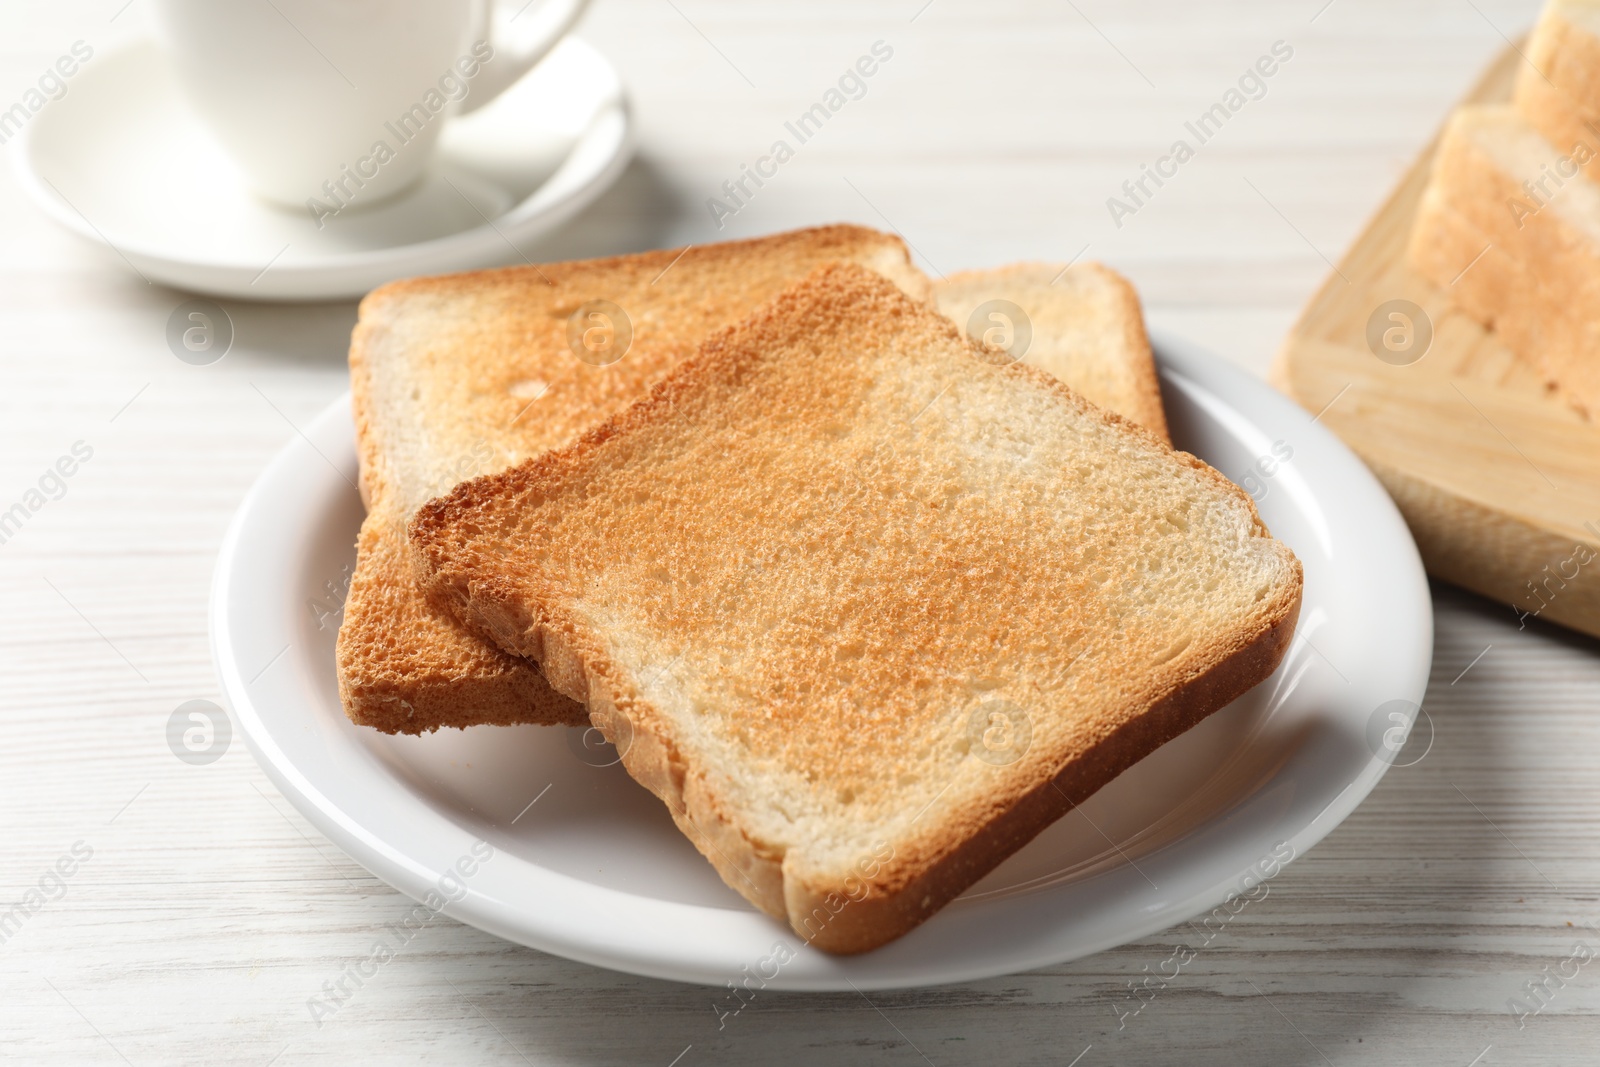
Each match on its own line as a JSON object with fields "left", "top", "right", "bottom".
{"left": 935, "top": 262, "right": 1170, "bottom": 443}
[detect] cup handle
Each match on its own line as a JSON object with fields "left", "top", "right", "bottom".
{"left": 457, "top": 0, "right": 593, "bottom": 116}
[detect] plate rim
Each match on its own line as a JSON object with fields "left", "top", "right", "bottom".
{"left": 211, "top": 329, "right": 1433, "bottom": 990}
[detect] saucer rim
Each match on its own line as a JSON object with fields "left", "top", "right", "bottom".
{"left": 10, "top": 35, "right": 635, "bottom": 299}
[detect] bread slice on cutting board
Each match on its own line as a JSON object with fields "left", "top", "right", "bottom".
{"left": 1405, "top": 0, "right": 1600, "bottom": 416}
{"left": 1516, "top": 0, "right": 1600, "bottom": 179}
{"left": 1408, "top": 104, "right": 1600, "bottom": 414}
{"left": 1408, "top": 185, "right": 1589, "bottom": 382}
{"left": 410, "top": 263, "right": 1303, "bottom": 952}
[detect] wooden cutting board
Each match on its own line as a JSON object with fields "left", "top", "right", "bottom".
{"left": 1272, "top": 42, "right": 1600, "bottom": 639}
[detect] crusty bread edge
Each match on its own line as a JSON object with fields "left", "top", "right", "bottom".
{"left": 1079, "top": 260, "right": 1171, "bottom": 444}
{"left": 340, "top": 287, "right": 588, "bottom": 731}
{"left": 357, "top": 223, "right": 936, "bottom": 312}
{"left": 410, "top": 264, "right": 1302, "bottom": 952}
{"left": 786, "top": 579, "right": 1300, "bottom": 953}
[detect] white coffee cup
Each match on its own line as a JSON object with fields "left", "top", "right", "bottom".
{"left": 148, "top": 0, "right": 589, "bottom": 212}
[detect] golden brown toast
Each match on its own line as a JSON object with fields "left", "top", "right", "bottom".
{"left": 410, "top": 264, "right": 1303, "bottom": 953}
{"left": 935, "top": 262, "right": 1171, "bottom": 443}
{"left": 337, "top": 226, "right": 933, "bottom": 733}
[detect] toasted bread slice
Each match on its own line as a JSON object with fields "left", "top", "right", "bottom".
{"left": 338, "top": 226, "right": 933, "bottom": 734}
{"left": 1417, "top": 105, "right": 1600, "bottom": 413}
{"left": 935, "top": 262, "right": 1171, "bottom": 442}
{"left": 411, "top": 263, "right": 1303, "bottom": 953}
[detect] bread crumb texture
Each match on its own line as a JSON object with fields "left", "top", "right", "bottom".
{"left": 935, "top": 261, "right": 1171, "bottom": 442}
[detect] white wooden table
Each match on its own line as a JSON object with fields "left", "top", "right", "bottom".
{"left": 4, "top": 1, "right": 1596, "bottom": 1063}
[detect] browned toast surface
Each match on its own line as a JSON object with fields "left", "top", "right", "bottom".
{"left": 411, "top": 264, "right": 1303, "bottom": 951}
{"left": 936, "top": 262, "right": 1170, "bottom": 442}
{"left": 337, "top": 226, "right": 932, "bottom": 733}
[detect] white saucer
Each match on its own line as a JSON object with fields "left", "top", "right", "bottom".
{"left": 211, "top": 332, "right": 1433, "bottom": 990}
{"left": 12, "top": 37, "right": 632, "bottom": 301}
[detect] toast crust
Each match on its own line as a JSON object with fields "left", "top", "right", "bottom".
{"left": 784, "top": 593, "right": 1299, "bottom": 952}
{"left": 336, "top": 504, "right": 587, "bottom": 731}
{"left": 411, "top": 265, "right": 1302, "bottom": 951}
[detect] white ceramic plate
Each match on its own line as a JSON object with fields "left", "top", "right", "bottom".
{"left": 11, "top": 37, "right": 631, "bottom": 301}
{"left": 211, "top": 331, "right": 1432, "bottom": 990}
